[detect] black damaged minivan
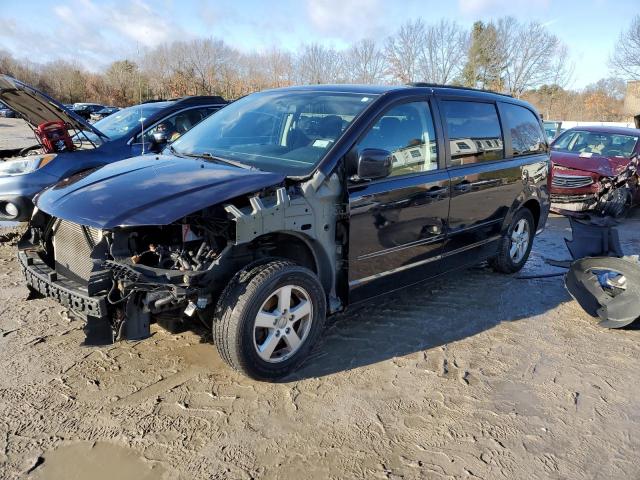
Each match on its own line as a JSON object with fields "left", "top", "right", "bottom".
{"left": 19, "top": 84, "right": 550, "bottom": 380}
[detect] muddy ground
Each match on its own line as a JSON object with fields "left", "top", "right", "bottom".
{"left": 0, "top": 116, "right": 639, "bottom": 478}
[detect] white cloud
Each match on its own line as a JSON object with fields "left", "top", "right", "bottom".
{"left": 306, "top": 0, "right": 383, "bottom": 40}
{"left": 458, "top": 0, "right": 550, "bottom": 16}
{"left": 0, "top": 0, "right": 190, "bottom": 68}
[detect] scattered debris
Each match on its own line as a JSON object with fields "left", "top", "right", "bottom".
{"left": 565, "top": 256, "right": 640, "bottom": 328}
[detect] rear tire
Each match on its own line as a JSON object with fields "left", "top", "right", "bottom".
{"left": 490, "top": 208, "right": 535, "bottom": 274}
{"left": 213, "top": 260, "right": 326, "bottom": 380}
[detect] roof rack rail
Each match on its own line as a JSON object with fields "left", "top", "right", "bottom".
{"left": 175, "top": 95, "right": 227, "bottom": 104}
{"left": 407, "top": 82, "right": 513, "bottom": 98}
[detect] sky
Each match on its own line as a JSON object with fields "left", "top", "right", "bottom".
{"left": 0, "top": 0, "right": 637, "bottom": 89}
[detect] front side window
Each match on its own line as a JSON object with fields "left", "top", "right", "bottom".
{"left": 135, "top": 107, "right": 215, "bottom": 144}
{"left": 502, "top": 103, "right": 546, "bottom": 157}
{"left": 552, "top": 130, "right": 639, "bottom": 158}
{"left": 89, "top": 103, "right": 168, "bottom": 140}
{"left": 357, "top": 101, "right": 438, "bottom": 177}
{"left": 171, "top": 91, "right": 377, "bottom": 175}
{"left": 442, "top": 100, "right": 504, "bottom": 166}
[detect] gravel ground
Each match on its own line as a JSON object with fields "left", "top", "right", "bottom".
{"left": 0, "top": 116, "right": 639, "bottom": 479}
{"left": 0, "top": 118, "right": 34, "bottom": 151}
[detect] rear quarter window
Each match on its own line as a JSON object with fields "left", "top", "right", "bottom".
{"left": 501, "top": 103, "right": 546, "bottom": 157}
{"left": 441, "top": 100, "right": 504, "bottom": 166}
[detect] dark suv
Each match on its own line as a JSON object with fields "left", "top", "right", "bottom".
{"left": 19, "top": 84, "right": 550, "bottom": 380}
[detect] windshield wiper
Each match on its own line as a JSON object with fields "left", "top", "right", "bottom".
{"left": 183, "top": 152, "right": 257, "bottom": 170}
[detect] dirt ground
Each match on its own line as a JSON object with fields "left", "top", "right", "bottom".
{"left": 0, "top": 118, "right": 34, "bottom": 151}
{"left": 0, "top": 116, "right": 639, "bottom": 479}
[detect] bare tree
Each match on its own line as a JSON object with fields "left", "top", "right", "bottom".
{"left": 610, "top": 14, "right": 640, "bottom": 80}
{"left": 384, "top": 20, "right": 426, "bottom": 83}
{"left": 344, "top": 39, "right": 386, "bottom": 84}
{"left": 180, "top": 39, "right": 237, "bottom": 95}
{"left": 296, "top": 43, "right": 344, "bottom": 84}
{"left": 500, "top": 19, "right": 562, "bottom": 97}
{"left": 41, "top": 60, "right": 88, "bottom": 103}
{"left": 539, "top": 45, "right": 575, "bottom": 118}
{"left": 261, "top": 48, "right": 295, "bottom": 88}
{"left": 419, "top": 20, "right": 467, "bottom": 84}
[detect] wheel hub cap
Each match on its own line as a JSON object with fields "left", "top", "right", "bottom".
{"left": 510, "top": 219, "right": 530, "bottom": 263}
{"left": 253, "top": 285, "right": 313, "bottom": 363}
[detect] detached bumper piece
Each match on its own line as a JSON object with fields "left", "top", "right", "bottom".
{"left": 565, "top": 256, "right": 640, "bottom": 328}
{"left": 19, "top": 250, "right": 107, "bottom": 318}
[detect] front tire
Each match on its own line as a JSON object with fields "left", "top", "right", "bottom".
{"left": 213, "top": 260, "right": 326, "bottom": 380}
{"left": 490, "top": 208, "right": 535, "bottom": 273}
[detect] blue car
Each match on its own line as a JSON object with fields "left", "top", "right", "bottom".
{"left": 0, "top": 101, "right": 15, "bottom": 118}
{"left": 0, "top": 75, "right": 227, "bottom": 221}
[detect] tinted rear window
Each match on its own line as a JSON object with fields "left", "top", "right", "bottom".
{"left": 442, "top": 101, "right": 504, "bottom": 165}
{"left": 502, "top": 103, "right": 545, "bottom": 156}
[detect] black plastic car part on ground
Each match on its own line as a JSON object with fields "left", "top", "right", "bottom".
{"left": 565, "top": 256, "right": 640, "bottom": 328}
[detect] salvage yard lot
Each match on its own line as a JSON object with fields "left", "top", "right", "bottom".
{"left": 0, "top": 124, "right": 639, "bottom": 479}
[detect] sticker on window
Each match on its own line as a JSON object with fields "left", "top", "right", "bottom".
{"left": 312, "top": 139, "right": 332, "bottom": 148}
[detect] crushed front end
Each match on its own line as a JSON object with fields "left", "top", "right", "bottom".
{"left": 550, "top": 155, "right": 639, "bottom": 216}
{"left": 19, "top": 207, "right": 233, "bottom": 344}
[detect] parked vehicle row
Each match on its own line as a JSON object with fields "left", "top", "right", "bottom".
{"left": 0, "top": 75, "right": 227, "bottom": 222}
{"left": 14, "top": 81, "right": 551, "bottom": 380}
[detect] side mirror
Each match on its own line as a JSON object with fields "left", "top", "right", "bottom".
{"left": 355, "top": 148, "right": 393, "bottom": 180}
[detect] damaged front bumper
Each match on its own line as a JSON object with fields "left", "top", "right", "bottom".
{"left": 19, "top": 249, "right": 107, "bottom": 317}
{"left": 550, "top": 193, "right": 598, "bottom": 213}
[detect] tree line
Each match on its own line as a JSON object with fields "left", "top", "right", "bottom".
{"left": 1, "top": 15, "right": 639, "bottom": 122}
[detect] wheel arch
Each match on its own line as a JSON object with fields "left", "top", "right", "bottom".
{"left": 521, "top": 198, "right": 541, "bottom": 231}
{"left": 502, "top": 195, "right": 542, "bottom": 234}
{"left": 241, "top": 231, "right": 333, "bottom": 297}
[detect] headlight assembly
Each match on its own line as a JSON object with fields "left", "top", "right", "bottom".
{"left": 0, "top": 154, "right": 57, "bottom": 176}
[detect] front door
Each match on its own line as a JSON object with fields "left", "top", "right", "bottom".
{"left": 348, "top": 100, "right": 450, "bottom": 301}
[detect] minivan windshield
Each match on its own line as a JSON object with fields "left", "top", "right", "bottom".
{"left": 170, "top": 90, "right": 377, "bottom": 175}
{"left": 77, "top": 102, "right": 171, "bottom": 143}
{"left": 552, "top": 130, "right": 638, "bottom": 158}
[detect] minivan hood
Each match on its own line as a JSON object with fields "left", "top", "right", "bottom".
{"left": 0, "top": 75, "right": 108, "bottom": 140}
{"left": 551, "top": 151, "right": 630, "bottom": 177}
{"left": 35, "top": 155, "right": 286, "bottom": 229}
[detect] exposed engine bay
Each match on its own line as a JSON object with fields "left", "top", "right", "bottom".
{"left": 19, "top": 176, "right": 343, "bottom": 344}
{"left": 20, "top": 206, "right": 233, "bottom": 342}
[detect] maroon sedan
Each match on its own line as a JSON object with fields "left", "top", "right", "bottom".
{"left": 549, "top": 126, "right": 640, "bottom": 216}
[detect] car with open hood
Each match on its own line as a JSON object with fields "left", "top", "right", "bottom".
{"left": 549, "top": 126, "right": 640, "bottom": 216}
{"left": 19, "top": 84, "right": 550, "bottom": 380}
{"left": 0, "top": 74, "right": 227, "bottom": 221}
